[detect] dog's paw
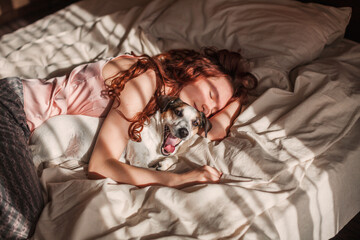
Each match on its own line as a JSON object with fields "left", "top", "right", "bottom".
{"left": 147, "top": 161, "right": 165, "bottom": 171}
{"left": 148, "top": 162, "right": 166, "bottom": 171}
{"left": 155, "top": 162, "right": 167, "bottom": 171}
{"left": 155, "top": 159, "right": 176, "bottom": 171}
{"left": 147, "top": 160, "right": 159, "bottom": 169}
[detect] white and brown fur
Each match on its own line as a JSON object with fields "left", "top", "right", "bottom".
{"left": 121, "top": 95, "right": 211, "bottom": 170}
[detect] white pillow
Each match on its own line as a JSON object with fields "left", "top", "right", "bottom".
{"left": 29, "top": 115, "right": 103, "bottom": 173}
{"left": 141, "top": 0, "right": 351, "bottom": 71}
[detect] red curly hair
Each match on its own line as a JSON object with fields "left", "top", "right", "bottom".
{"left": 103, "top": 47, "right": 257, "bottom": 142}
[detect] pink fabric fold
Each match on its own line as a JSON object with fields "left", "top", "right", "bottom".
{"left": 23, "top": 59, "right": 112, "bottom": 132}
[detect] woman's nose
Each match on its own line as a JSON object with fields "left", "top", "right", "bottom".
{"left": 201, "top": 104, "right": 209, "bottom": 116}
{"left": 202, "top": 104, "right": 214, "bottom": 117}
{"left": 203, "top": 100, "right": 216, "bottom": 116}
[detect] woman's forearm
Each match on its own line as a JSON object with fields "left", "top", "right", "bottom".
{"left": 88, "top": 158, "right": 222, "bottom": 188}
{"left": 206, "top": 98, "right": 242, "bottom": 141}
{"left": 88, "top": 158, "right": 182, "bottom": 187}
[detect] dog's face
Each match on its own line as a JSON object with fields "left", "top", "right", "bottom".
{"left": 158, "top": 95, "right": 212, "bottom": 156}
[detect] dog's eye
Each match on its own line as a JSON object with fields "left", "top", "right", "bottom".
{"left": 192, "top": 120, "right": 199, "bottom": 127}
{"left": 174, "top": 109, "right": 182, "bottom": 117}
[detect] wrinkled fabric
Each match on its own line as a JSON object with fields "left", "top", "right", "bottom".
{"left": 0, "top": 78, "right": 43, "bottom": 239}
{"left": 22, "top": 60, "right": 111, "bottom": 131}
{"left": 0, "top": 0, "right": 359, "bottom": 239}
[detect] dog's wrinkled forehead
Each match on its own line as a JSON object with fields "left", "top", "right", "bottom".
{"left": 158, "top": 95, "right": 212, "bottom": 137}
{"left": 164, "top": 99, "right": 201, "bottom": 122}
{"left": 176, "top": 103, "right": 200, "bottom": 120}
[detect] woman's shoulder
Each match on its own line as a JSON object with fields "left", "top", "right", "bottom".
{"left": 102, "top": 54, "right": 157, "bottom": 98}
{"left": 102, "top": 55, "right": 140, "bottom": 80}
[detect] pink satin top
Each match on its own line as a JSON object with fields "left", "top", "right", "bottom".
{"left": 23, "top": 58, "right": 115, "bottom": 132}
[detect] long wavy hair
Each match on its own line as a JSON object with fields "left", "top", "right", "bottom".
{"left": 103, "top": 47, "right": 257, "bottom": 142}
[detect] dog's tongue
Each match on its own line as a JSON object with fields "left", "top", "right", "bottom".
{"left": 164, "top": 144, "right": 175, "bottom": 153}
{"left": 164, "top": 134, "right": 179, "bottom": 153}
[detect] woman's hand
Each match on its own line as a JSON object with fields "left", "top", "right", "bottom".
{"left": 203, "top": 98, "right": 243, "bottom": 141}
{"left": 176, "top": 165, "right": 222, "bottom": 189}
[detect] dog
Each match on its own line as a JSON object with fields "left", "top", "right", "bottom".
{"left": 29, "top": 95, "right": 211, "bottom": 173}
{"left": 121, "top": 95, "right": 212, "bottom": 170}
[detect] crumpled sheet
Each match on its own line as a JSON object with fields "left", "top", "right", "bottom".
{"left": 0, "top": 0, "right": 359, "bottom": 239}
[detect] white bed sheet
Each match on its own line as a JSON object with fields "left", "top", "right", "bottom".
{"left": 0, "top": 0, "right": 359, "bottom": 239}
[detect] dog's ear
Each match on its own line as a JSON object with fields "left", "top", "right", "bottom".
{"left": 158, "top": 95, "right": 179, "bottom": 113}
{"left": 200, "top": 112, "right": 212, "bottom": 138}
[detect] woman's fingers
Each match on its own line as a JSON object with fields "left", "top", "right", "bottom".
{"left": 197, "top": 165, "right": 222, "bottom": 183}
{"left": 177, "top": 165, "right": 222, "bottom": 188}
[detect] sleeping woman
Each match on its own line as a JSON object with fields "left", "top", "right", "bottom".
{"left": 16, "top": 47, "right": 258, "bottom": 188}
{"left": 0, "top": 47, "right": 257, "bottom": 238}
{"left": 87, "top": 47, "right": 257, "bottom": 188}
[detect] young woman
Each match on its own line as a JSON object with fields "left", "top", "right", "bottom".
{"left": 0, "top": 47, "right": 256, "bottom": 239}
{"left": 21, "top": 47, "right": 257, "bottom": 188}
{"left": 87, "top": 47, "right": 257, "bottom": 188}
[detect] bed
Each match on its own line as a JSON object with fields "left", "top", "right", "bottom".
{"left": 0, "top": 0, "right": 359, "bottom": 239}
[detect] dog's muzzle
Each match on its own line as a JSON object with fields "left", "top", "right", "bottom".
{"left": 161, "top": 125, "right": 188, "bottom": 155}
{"left": 178, "top": 128, "right": 189, "bottom": 138}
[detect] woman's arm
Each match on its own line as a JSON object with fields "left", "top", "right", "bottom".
{"left": 88, "top": 101, "right": 222, "bottom": 188}
{"left": 88, "top": 57, "right": 221, "bottom": 187}
{"left": 205, "top": 98, "right": 242, "bottom": 141}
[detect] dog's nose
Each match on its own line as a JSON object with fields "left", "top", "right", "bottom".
{"left": 178, "top": 128, "right": 189, "bottom": 138}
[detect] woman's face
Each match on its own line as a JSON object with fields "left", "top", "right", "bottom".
{"left": 179, "top": 76, "right": 234, "bottom": 117}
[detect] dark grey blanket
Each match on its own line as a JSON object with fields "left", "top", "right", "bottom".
{"left": 0, "top": 77, "right": 43, "bottom": 239}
